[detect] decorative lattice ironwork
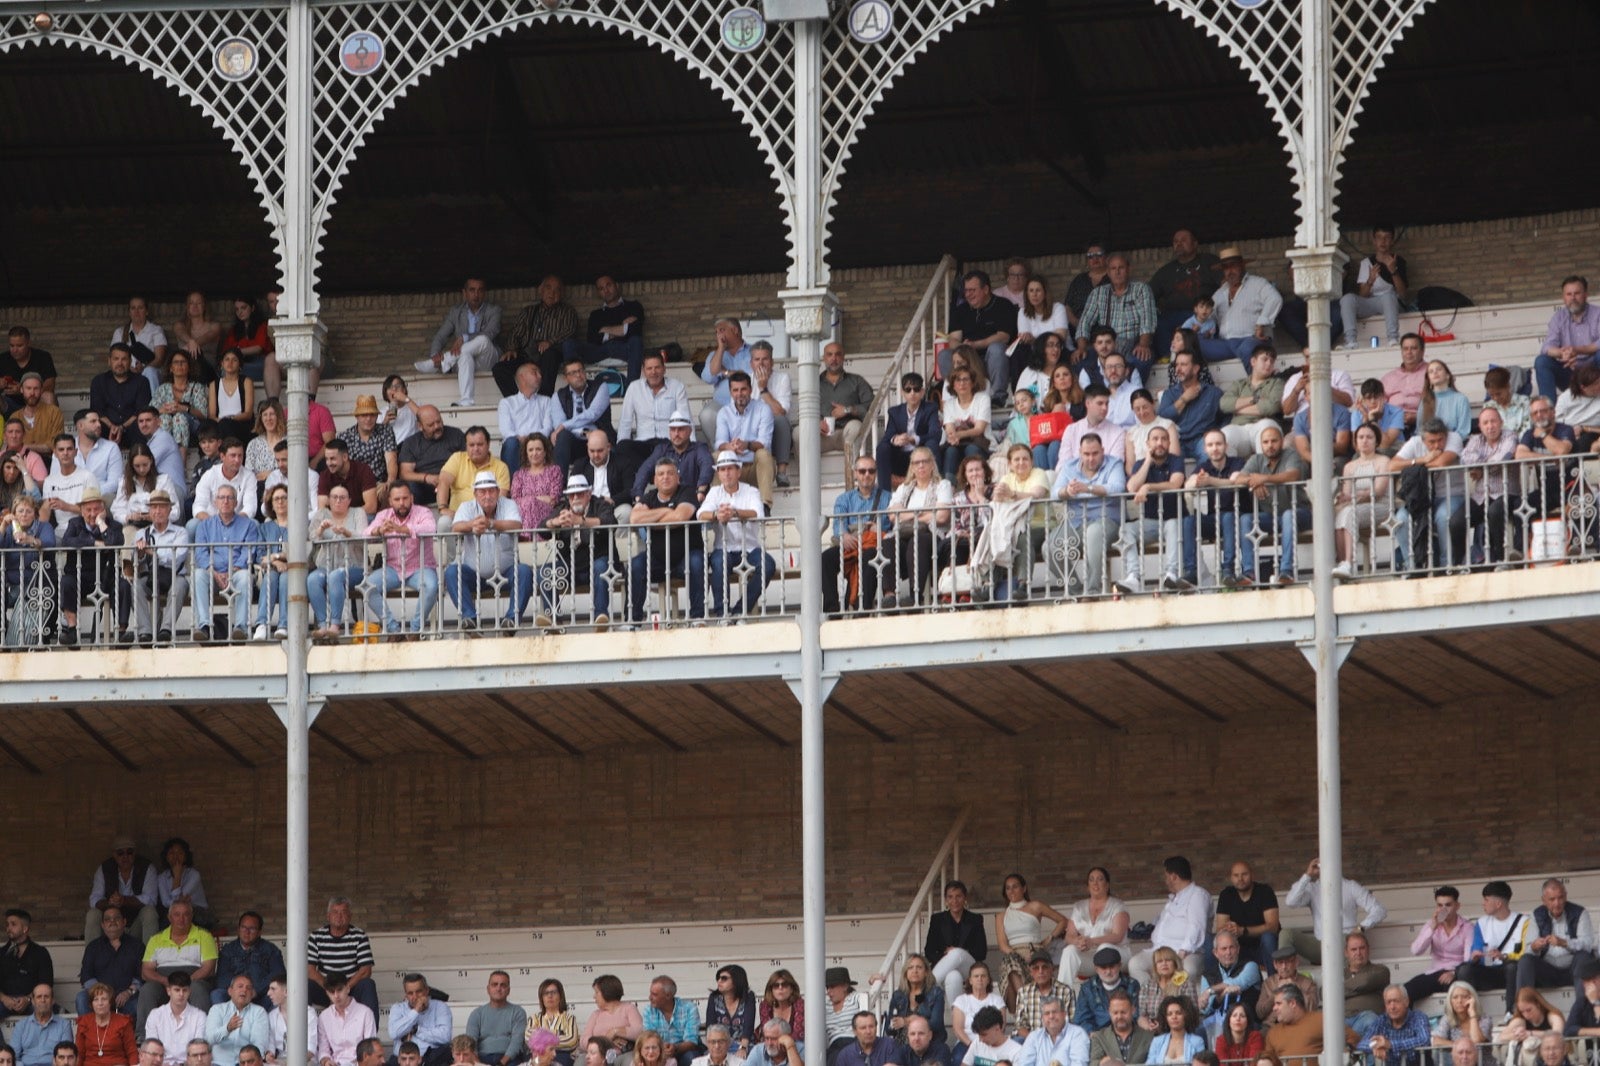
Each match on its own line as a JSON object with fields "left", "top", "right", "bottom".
{"left": 0, "top": 6, "right": 289, "bottom": 268}
{"left": 2, "top": 0, "right": 1436, "bottom": 294}
{"left": 307, "top": 0, "right": 796, "bottom": 289}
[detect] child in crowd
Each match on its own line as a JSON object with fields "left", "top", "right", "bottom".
{"left": 190, "top": 424, "right": 223, "bottom": 483}
{"left": 1182, "top": 296, "right": 1219, "bottom": 339}
{"left": 1482, "top": 366, "right": 1531, "bottom": 438}
{"left": 1005, "top": 389, "right": 1034, "bottom": 449}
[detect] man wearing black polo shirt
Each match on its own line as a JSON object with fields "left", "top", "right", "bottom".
{"left": 1215, "top": 863, "right": 1281, "bottom": 971}
{"left": 944, "top": 271, "right": 1017, "bottom": 406}
{"left": 398, "top": 407, "right": 466, "bottom": 509}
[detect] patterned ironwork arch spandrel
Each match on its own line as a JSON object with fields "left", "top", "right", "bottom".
{"left": 307, "top": 0, "right": 800, "bottom": 291}
{"left": 0, "top": 7, "right": 290, "bottom": 278}
{"left": 815, "top": 0, "right": 1434, "bottom": 259}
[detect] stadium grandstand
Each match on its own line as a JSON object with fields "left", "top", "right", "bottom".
{"left": 0, "top": 2, "right": 1598, "bottom": 1066}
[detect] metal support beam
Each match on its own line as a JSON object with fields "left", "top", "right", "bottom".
{"left": 64, "top": 709, "right": 139, "bottom": 772}
{"left": 1216, "top": 651, "right": 1315, "bottom": 711}
{"left": 1344, "top": 655, "right": 1442, "bottom": 709}
{"left": 825, "top": 694, "right": 895, "bottom": 743}
{"left": 384, "top": 698, "right": 483, "bottom": 760}
{"left": 1006, "top": 665, "right": 1123, "bottom": 732}
{"left": 905, "top": 671, "right": 1019, "bottom": 734}
{"left": 586, "top": 688, "right": 688, "bottom": 752}
{"left": 483, "top": 693, "right": 583, "bottom": 757}
{"left": 168, "top": 705, "right": 256, "bottom": 768}
{"left": 690, "top": 684, "right": 790, "bottom": 747}
{"left": 1420, "top": 635, "right": 1555, "bottom": 700}
{"left": 1109, "top": 658, "right": 1227, "bottom": 722}
{"left": 310, "top": 722, "right": 368, "bottom": 763}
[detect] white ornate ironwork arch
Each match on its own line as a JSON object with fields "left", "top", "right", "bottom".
{"left": 306, "top": 1, "right": 800, "bottom": 297}
{"left": 814, "top": 0, "right": 1435, "bottom": 260}
{"left": 0, "top": 8, "right": 290, "bottom": 279}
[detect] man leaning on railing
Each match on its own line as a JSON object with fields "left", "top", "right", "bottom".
{"left": 129, "top": 489, "right": 188, "bottom": 644}
{"left": 1047, "top": 433, "right": 1124, "bottom": 598}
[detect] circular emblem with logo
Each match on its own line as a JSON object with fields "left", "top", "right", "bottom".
{"left": 215, "top": 38, "right": 257, "bottom": 82}
{"left": 849, "top": 0, "right": 893, "bottom": 43}
{"left": 721, "top": 7, "right": 766, "bottom": 53}
{"left": 340, "top": 31, "right": 385, "bottom": 76}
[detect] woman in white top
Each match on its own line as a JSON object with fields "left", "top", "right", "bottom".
{"left": 210, "top": 347, "right": 256, "bottom": 441}
{"left": 113, "top": 444, "right": 183, "bottom": 525}
{"left": 155, "top": 836, "right": 213, "bottom": 927}
{"left": 1555, "top": 361, "right": 1600, "bottom": 450}
{"left": 993, "top": 872, "right": 1069, "bottom": 1010}
{"left": 1059, "top": 866, "right": 1131, "bottom": 983}
{"left": 950, "top": 962, "right": 1005, "bottom": 1056}
{"left": 1331, "top": 421, "right": 1393, "bottom": 581}
{"left": 1016, "top": 278, "right": 1070, "bottom": 350}
{"left": 941, "top": 366, "right": 992, "bottom": 481}
{"left": 888, "top": 446, "right": 952, "bottom": 607}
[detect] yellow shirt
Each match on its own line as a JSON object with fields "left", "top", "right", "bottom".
{"left": 440, "top": 452, "right": 509, "bottom": 511}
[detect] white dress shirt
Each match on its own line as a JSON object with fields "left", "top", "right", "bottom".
{"left": 1285, "top": 874, "right": 1388, "bottom": 938}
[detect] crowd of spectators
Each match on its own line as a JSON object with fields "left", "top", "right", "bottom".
{"left": 2, "top": 856, "right": 1594, "bottom": 1066}
{"left": 1, "top": 247, "right": 1592, "bottom": 642}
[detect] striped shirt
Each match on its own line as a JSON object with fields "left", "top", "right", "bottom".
{"left": 307, "top": 924, "right": 375, "bottom": 979}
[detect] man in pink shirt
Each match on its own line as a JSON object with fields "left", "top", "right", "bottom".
{"left": 360, "top": 481, "right": 439, "bottom": 638}
{"left": 1380, "top": 334, "right": 1428, "bottom": 432}
{"left": 316, "top": 976, "right": 376, "bottom": 1066}
{"left": 1403, "top": 885, "right": 1473, "bottom": 1007}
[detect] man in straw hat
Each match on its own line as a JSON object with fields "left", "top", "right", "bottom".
{"left": 58, "top": 483, "right": 125, "bottom": 646}
{"left": 1202, "top": 247, "right": 1283, "bottom": 371}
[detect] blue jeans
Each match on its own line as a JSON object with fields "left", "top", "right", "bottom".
{"left": 1534, "top": 353, "right": 1592, "bottom": 400}
{"left": 709, "top": 548, "right": 776, "bottom": 616}
{"left": 499, "top": 435, "right": 523, "bottom": 468}
{"left": 445, "top": 561, "right": 534, "bottom": 621}
{"left": 256, "top": 567, "right": 288, "bottom": 627}
{"left": 1239, "top": 505, "right": 1312, "bottom": 580}
{"left": 537, "top": 555, "right": 613, "bottom": 619}
{"left": 1199, "top": 335, "right": 1260, "bottom": 372}
{"left": 629, "top": 546, "right": 705, "bottom": 621}
{"left": 309, "top": 564, "right": 366, "bottom": 626}
{"left": 362, "top": 566, "right": 440, "bottom": 632}
{"left": 1182, "top": 511, "right": 1240, "bottom": 581}
{"left": 1032, "top": 440, "right": 1060, "bottom": 473}
{"left": 1394, "top": 496, "right": 1465, "bottom": 570}
{"left": 193, "top": 568, "right": 252, "bottom": 631}
{"left": 572, "top": 335, "right": 646, "bottom": 381}
{"left": 943, "top": 442, "right": 987, "bottom": 480}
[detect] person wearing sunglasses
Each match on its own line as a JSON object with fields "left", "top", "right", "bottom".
{"left": 874, "top": 373, "right": 942, "bottom": 494}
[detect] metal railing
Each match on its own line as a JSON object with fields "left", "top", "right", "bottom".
{"left": 863, "top": 808, "right": 968, "bottom": 1018}
{"left": 1267, "top": 1035, "right": 1600, "bottom": 1066}
{"left": 859, "top": 254, "right": 957, "bottom": 458}
{"left": 1, "top": 454, "right": 1595, "bottom": 650}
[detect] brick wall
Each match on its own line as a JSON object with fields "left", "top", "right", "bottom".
{"left": 2, "top": 676, "right": 1590, "bottom": 939}
{"left": 5, "top": 206, "right": 1597, "bottom": 396}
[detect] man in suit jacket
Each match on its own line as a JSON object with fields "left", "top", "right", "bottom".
{"left": 416, "top": 277, "right": 503, "bottom": 407}
{"left": 552, "top": 356, "right": 617, "bottom": 471}
{"left": 567, "top": 430, "right": 637, "bottom": 528}
{"left": 874, "top": 371, "right": 942, "bottom": 492}
{"left": 1087, "top": 991, "right": 1150, "bottom": 1066}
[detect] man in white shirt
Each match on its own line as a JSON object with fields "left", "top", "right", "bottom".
{"left": 315, "top": 975, "right": 376, "bottom": 1066}
{"left": 749, "top": 342, "right": 794, "bottom": 488}
{"left": 148, "top": 974, "right": 209, "bottom": 1066}
{"left": 1339, "top": 226, "right": 1407, "bottom": 350}
{"left": 190, "top": 440, "right": 258, "bottom": 531}
{"left": 616, "top": 352, "right": 690, "bottom": 464}
{"left": 1455, "top": 880, "right": 1531, "bottom": 1004}
{"left": 67, "top": 409, "right": 124, "bottom": 497}
{"left": 700, "top": 452, "right": 774, "bottom": 619}
{"left": 713, "top": 372, "right": 775, "bottom": 512}
{"left": 1130, "top": 856, "right": 1210, "bottom": 985}
{"left": 496, "top": 363, "right": 556, "bottom": 468}
{"left": 1517, "top": 878, "right": 1596, "bottom": 995}
{"left": 41, "top": 434, "right": 94, "bottom": 535}
{"left": 1282, "top": 857, "right": 1389, "bottom": 964}
{"left": 1203, "top": 248, "right": 1285, "bottom": 371}
{"left": 265, "top": 976, "right": 316, "bottom": 1066}
{"left": 688, "top": 1027, "right": 744, "bottom": 1066}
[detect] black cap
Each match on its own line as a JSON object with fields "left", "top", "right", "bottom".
{"left": 1093, "top": 948, "right": 1122, "bottom": 968}
{"left": 824, "top": 967, "right": 855, "bottom": 988}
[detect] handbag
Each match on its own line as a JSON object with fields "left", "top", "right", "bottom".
{"left": 1029, "top": 411, "right": 1069, "bottom": 446}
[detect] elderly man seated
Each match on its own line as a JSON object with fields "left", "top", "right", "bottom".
{"left": 444, "top": 472, "right": 533, "bottom": 633}
{"left": 700, "top": 451, "right": 775, "bottom": 619}
{"left": 1046, "top": 433, "right": 1125, "bottom": 598}
{"left": 191, "top": 485, "right": 260, "bottom": 643}
{"left": 535, "top": 474, "right": 617, "bottom": 631}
